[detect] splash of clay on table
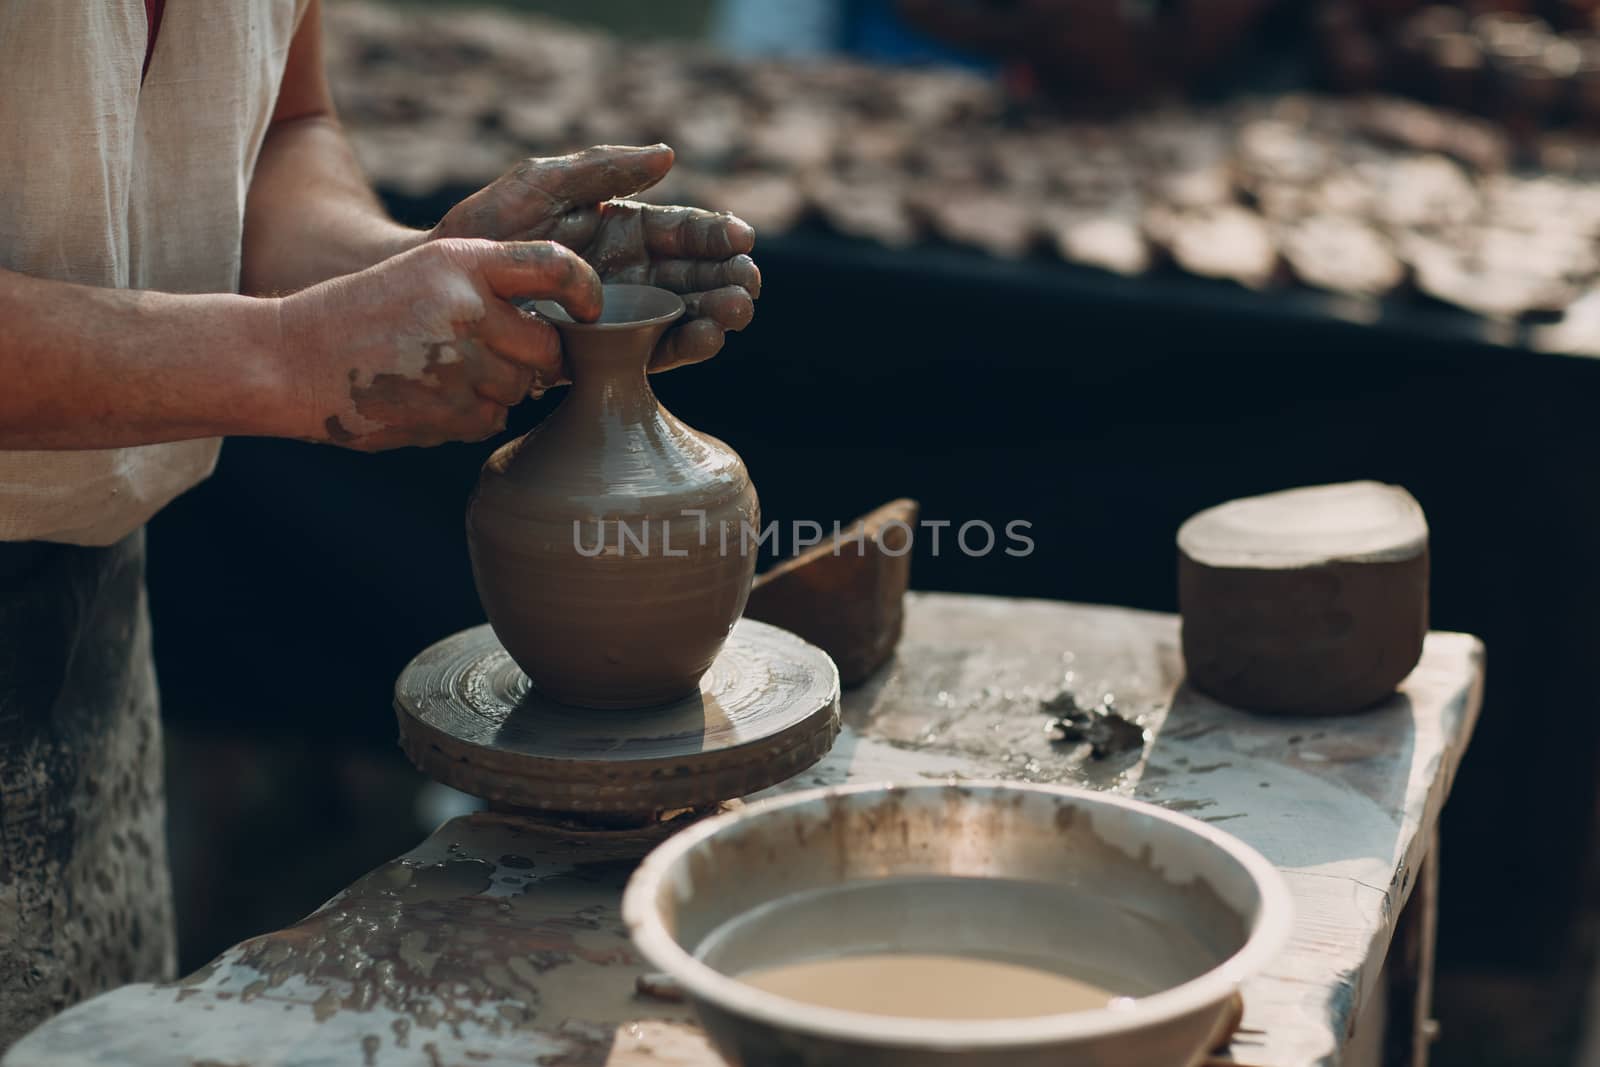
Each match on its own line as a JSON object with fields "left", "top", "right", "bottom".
{"left": 1041, "top": 688, "right": 1148, "bottom": 760}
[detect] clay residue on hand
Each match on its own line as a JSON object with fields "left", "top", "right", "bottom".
{"left": 336, "top": 340, "right": 481, "bottom": 446}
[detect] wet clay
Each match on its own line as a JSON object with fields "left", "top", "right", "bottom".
{"left": 393, "top": 619, "right": 840, "bottom": 814}
{"left": 737, "top": 953, "right": 1122, "bottom": 1019}
{"left": 1178, "top": 481, "right": 1429, "bottom": 716}
{"left": 167, "top": 814, "right": 700, "bottom": 1048}
{"left": 467, "top": 284, "right": 759, "bottom": 708}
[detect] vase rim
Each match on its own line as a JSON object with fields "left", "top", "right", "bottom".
{"left": 531, "top": 283, "right": 684, "bottom": 332}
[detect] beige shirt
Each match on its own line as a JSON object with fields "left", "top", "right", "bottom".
{"left": 0, "top": 0, "right": 310, "bottom": 544}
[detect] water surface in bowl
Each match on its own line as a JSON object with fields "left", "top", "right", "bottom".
{"left": 738, "top": 951, "right": 1124, "bottom": 1019}
{"left": 695, "top": 875, "right": 1217, "bottom": 1020}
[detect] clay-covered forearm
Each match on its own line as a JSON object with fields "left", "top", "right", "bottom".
{"left": 0, "top": 267, "right": 292, "bottom": 449}
{"left": 241, "top": 115, "right": 423, "bottom": 296}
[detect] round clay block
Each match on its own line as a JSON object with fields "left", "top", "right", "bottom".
{"left": 1178, "top": 481, "right": 1428, "bottom": 716}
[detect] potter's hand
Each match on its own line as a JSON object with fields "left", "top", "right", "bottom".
{"left": 430, "top": 144, "right": 759, "bottom": 374}
{"left": 279, "top": 239, "right": 601, "bottom": 451}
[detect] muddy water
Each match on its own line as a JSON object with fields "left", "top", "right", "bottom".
{"left": 695, "top": 876, "right": 1203, "bottom": 1021}
{"left": 738, "top": 952, "right": 1122, "bottom": 1019}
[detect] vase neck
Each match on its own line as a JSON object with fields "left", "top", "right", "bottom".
{"left": 558, "top": 323, "right": 668, "bottom": 420}
{"left": 533, "top": 284, "right": 685, "bottom": 422}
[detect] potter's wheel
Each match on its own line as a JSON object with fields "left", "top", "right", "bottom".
{"left": 396, "top": 618, "right": 840, "bottom": 815}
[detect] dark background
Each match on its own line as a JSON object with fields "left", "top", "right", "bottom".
{"left": 150, "top": 204, "right": 1600, "bottom": 1064}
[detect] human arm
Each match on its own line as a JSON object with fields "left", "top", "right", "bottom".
{"left": 0, "top": 240, "right": 600, "bottom": 452}
{"left": 240, "top": 0, "right": 423, "bottom": 295}
{"left": 242, "top": 1, "right": 761, "bottom": 371}
{"left": 0, "top": 266, "right": 285, "bottom": 449}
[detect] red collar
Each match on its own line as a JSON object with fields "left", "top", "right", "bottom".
{"left": 142, "top": 0, "right": 166, "bottom": 81}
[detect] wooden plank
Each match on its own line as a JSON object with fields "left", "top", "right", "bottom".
{"left": 3, "top": 593, "right": 1484, "bottom": 1067}
{"left": 1376, "top": 831, "right": 1440, "bottom": 1067}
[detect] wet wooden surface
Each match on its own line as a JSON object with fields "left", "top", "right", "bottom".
{"left": 4, "top": 592, "right": 1484, "bottom": 1067}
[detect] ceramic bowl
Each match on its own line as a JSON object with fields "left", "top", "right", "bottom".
{"left": 622, "top": 781, "right": 1291, "bottom": 1067}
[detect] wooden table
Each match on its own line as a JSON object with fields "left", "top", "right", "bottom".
{"left": 4, "top": 593, "right": 1483, "bottom": 1067}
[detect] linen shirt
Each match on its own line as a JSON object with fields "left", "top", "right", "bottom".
{"left": 0, "top": 0, "right": 311, "bottom": 544}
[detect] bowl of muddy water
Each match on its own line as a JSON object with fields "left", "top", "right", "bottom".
{"left": 622, "top": 781, "right": 1291, "bottom": 1067}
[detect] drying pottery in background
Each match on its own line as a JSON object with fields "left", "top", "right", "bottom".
{"left": 1178, "top": 481, "right": 1429, "bottom": 715}
{"left": 330, "top": 1, "right": 1600, "bottom": 326}
{"left": 467, "top": 285, "right": 759, "bottom": 709}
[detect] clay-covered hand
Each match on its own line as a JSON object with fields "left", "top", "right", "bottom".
{"left": 278, "top": 238, "right": 601, "bottom": 451}
{"left": 430, "top": 144, "right": 758, "bottom": 375}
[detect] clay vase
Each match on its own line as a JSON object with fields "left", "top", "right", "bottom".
{"left": 466, "top": 284, "right": 759, "bottom": 709}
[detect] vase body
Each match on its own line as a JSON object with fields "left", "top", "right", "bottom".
{"left": 466, "top": 285, "right": 759, "bottom": 709}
